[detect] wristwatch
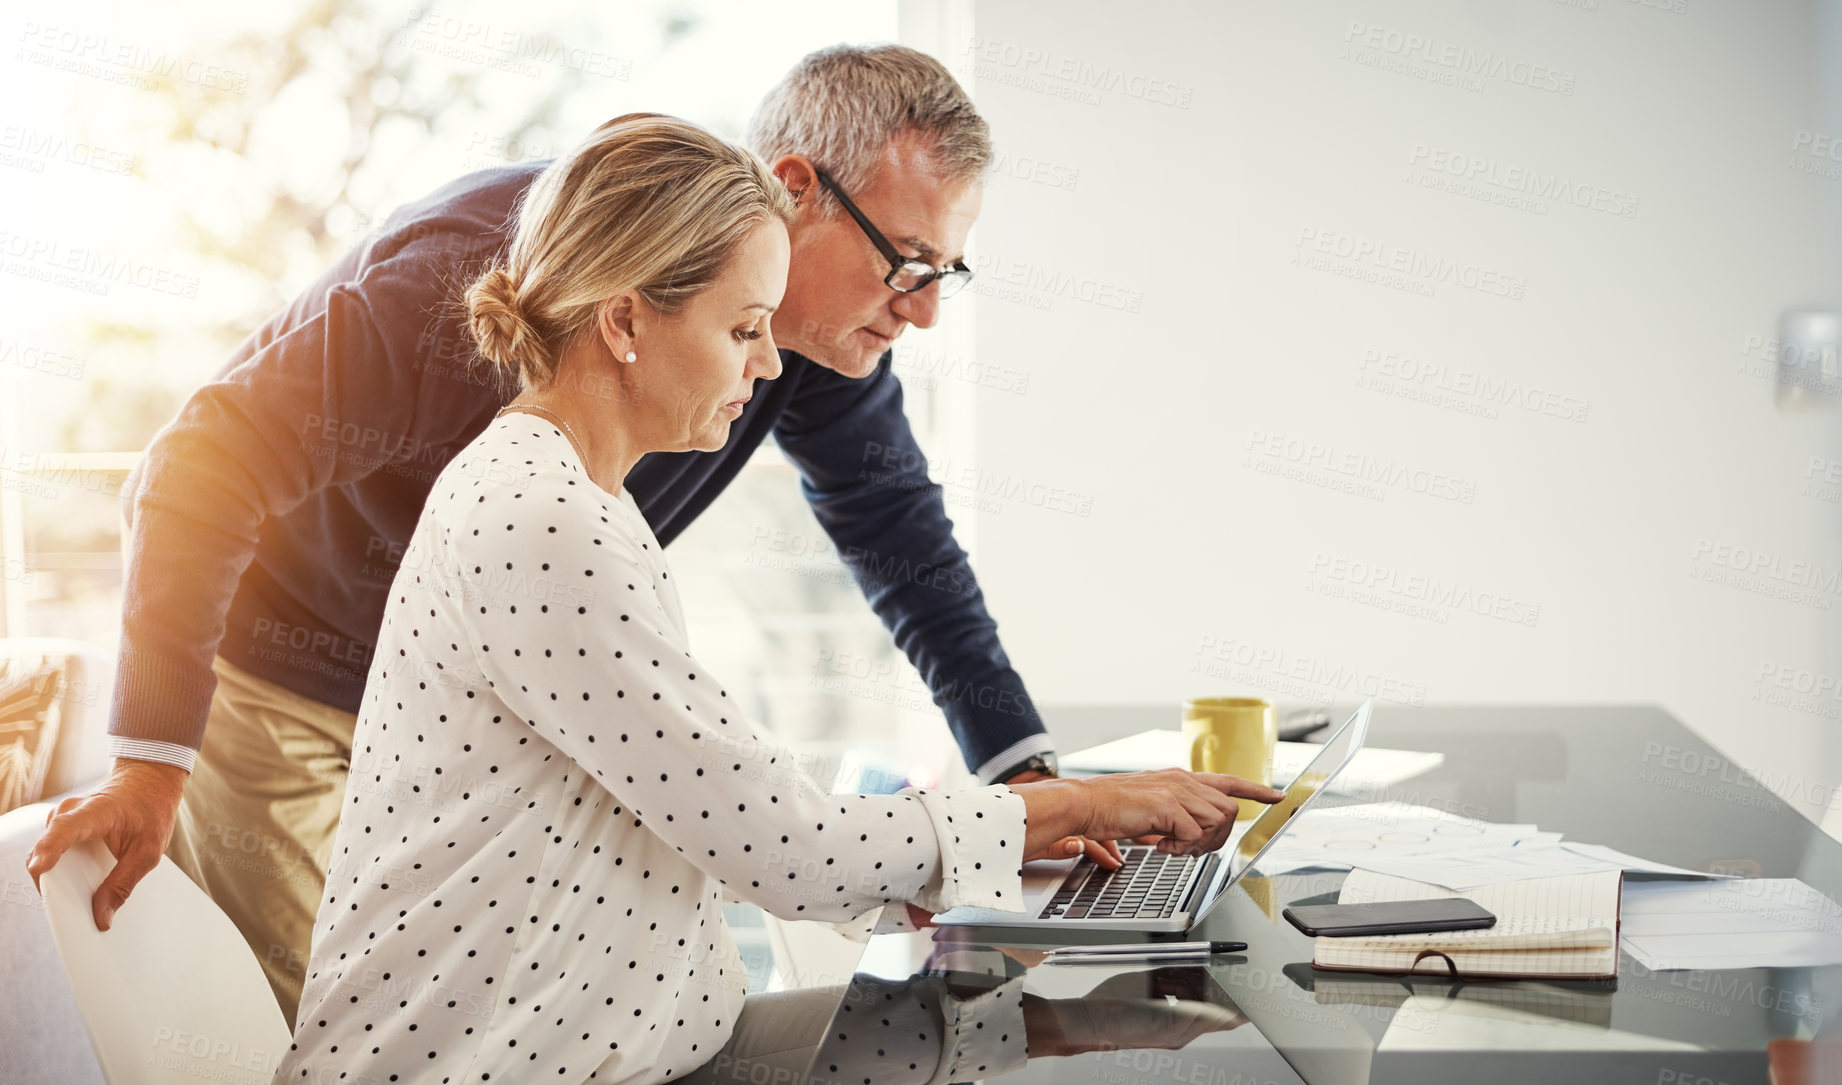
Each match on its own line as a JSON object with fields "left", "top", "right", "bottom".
{"left": 997, "top": 752, "right": 1059, "bottom": 783}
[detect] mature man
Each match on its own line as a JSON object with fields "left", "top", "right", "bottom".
{"left": 27, "top": 44, "right": 1104, "bottom": 1021}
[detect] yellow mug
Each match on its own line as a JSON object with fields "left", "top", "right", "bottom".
{"left": 1182, "top": 697, "right": 1277, "bottom": 821}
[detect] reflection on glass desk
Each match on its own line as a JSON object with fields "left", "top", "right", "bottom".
{"left": 811, "top": 956, "right": 1263, "bottom": 1085}
{"left": 765, "top": 706, "right": 1842, "bottom": 1085}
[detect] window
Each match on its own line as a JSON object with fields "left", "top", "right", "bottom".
{"left": 1, "top": 0, "right": 977, "bottom": 784}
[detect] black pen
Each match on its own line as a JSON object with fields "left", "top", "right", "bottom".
{"left": 1278, "top": 709, "right": 1333, "bottom": 742}
{"left": 1043, "top": 940, "right": 1247, "bottom": 964}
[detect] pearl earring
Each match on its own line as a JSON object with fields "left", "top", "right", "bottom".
{"left": 623, "top": 351, "right": 637, "bottom": 363}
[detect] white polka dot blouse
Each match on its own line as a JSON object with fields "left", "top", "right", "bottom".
{"left": 275, "top": 414, "right": 1027, "bottom": 1085}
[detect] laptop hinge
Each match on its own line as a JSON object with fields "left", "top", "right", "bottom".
{"left": 1177, "top": 852, "right": 1223, "bottom": 917}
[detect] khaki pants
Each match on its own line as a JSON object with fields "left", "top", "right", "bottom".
{"left": 165, "top": 656, "right": 356, "bottom": 1026}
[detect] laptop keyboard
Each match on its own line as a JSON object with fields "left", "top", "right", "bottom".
{"left": 1037, "top": 847, "right": 1199, "bottom": 920}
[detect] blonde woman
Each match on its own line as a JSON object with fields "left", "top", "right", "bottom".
{"left": 275, "top": 114, "right": 1279, "bottom": 1085}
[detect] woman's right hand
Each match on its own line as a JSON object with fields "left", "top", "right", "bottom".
{"left": 1008, "top": 769, "right": 1285, "bottom": 861}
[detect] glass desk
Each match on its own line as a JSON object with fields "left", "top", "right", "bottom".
{"left": 754, "top": 705, "right": 1842, "bottom": 1085}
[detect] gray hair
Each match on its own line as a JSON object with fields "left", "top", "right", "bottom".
{"left": 744, "top": 44, "right": 991, "bottom": 214}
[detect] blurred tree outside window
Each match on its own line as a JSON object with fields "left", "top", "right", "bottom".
{"left": 0, "top": 0, "right": 973, "bottom": 786}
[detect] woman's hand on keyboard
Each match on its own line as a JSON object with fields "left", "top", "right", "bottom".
{"left": 1008, "top": 766, "right": 1129, "bottom": 869}
{"left": 1009, "top": 770, "right": 1285, "bottom": 860}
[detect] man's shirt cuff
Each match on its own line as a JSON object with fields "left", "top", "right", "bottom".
{"left": 976, "top": 732, "right": 1059, "bottom": 784}
{"left": 105, "top": 736, "right": 197, "bottom": 773}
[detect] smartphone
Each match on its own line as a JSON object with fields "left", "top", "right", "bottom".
{"left": 1283, "top": 898, "right": 1496, "bottom": 937}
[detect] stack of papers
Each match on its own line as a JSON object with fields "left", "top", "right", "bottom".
{"left": 1253, "top": 801, "right": 1733, "bottom": 890}
{"left": 1621, "top": 879, "right": 1842, "bottom": 971}
{"left": 1312, "top": 839, "right": 1720, "bottom": 891}
{"left": 1255, "top": 801, "right": 1541, "bottom": 878}
{"left": 1061, "top": 730, "right": 1444, "bottom": 797}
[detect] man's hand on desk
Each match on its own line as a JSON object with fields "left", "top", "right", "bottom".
{"left": 1006, "top": 768, "right": 1127, "bottom": 869}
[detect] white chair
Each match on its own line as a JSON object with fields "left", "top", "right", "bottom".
{"left": 39, "top": 838, "right": 292, "bottom": 1085}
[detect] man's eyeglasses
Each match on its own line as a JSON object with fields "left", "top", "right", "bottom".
{"left": 812, "top": 167, "right": 973, "bottom": 299}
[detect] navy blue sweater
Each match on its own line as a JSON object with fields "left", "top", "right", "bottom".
{"left": 112, "top": 161, "right": 1048, "bottom": 780}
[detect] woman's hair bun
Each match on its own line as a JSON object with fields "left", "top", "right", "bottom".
{"left": 459, "top": 114, "right": 793, "bottom": 391}
{"left": 465, "top": 266, "right": 553, "bottom": 380}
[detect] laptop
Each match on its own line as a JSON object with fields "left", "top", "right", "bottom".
{"left": 935, "top": 698, "right": 1373, "bottom": 933}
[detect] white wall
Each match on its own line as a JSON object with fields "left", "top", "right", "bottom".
{"left": 930, "top": 1, "right": 1842, "bottom": 825}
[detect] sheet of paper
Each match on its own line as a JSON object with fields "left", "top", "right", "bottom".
{"left": 1060, "top": 729, "right": 1182, "bottom": 773}
{"left": 1061, "top": 730, "right": 1443, "bottom": 795}
{"left": 1252, "top": 802, "right": 1546, "bottom": 879}
{"left": 1274, "top": 742, "right": 1445, "bottom": 798}
{"left": 1349, "top": 844, "right": 1626, "bottom": 891}
{"left": 1621, "top": 879, "right": 1842, "bottom": 970}
{"left": 1558, "top": 842, "right": 1733, "bottom": 881}
{"left": 1254, "top": 805, "right": 1735, "bottom": 890}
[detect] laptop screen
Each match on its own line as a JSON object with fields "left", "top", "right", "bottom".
{"left": 1193, "top": 699, "right": 1373, "bottom": 924}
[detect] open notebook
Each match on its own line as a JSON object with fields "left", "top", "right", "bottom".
{"left": 1312, "top": 868, "right": 1623, "bottom": 980}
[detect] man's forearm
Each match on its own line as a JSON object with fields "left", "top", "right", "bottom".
{"left": 109, "top": 274, "right": 408, "bottom": 752}
{"left": 110, "top": 483, "right": 265, "bottom": 751}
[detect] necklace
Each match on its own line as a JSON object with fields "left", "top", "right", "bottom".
{"left": 498, "top": 401, "right": 590, "bottom": 468}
